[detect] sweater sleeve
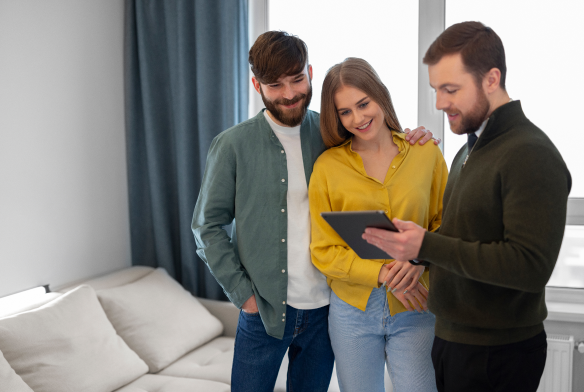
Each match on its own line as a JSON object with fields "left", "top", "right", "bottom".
{"left": 419, "top": 142, "right": 571, "bottom": 293}
{"left": 308, "top": 160, "right": 385, "bottom": 288}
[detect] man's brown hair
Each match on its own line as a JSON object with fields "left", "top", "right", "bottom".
{"left": 320, "top": 57, "right": 402, "bottom": 148}
{"left": 423, "top": 21, "right": 507, "bottom": 90}
{"left": 249, "top": 31, "right": 308, "bottom": 84}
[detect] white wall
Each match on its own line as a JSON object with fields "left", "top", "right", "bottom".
{"left": 0, "top": 0, "right": 130, "bottom": 297}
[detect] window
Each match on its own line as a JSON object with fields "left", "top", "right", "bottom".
{"left": 267, "top": 0, "right": 419, "bottom": 130}
{"left": 444, "top": 0, "right": 584, "bottom": 199}
{"left": 548, "top": 226, "right": 584, "bottom": 289}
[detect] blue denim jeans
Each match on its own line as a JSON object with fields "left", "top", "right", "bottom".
{"left": 231, "top": 304, "right": 334, "bottom": 392}
{"left": 329, "top": 287, "right": 437, "bottom": 392}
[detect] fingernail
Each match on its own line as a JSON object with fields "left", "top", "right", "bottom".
{"left": 391, "top": 287, "right": 396, "bottom": 293}
{"left": 381, "top": 281, "right": 386, "bottom": 287}
{"left": 403, "top": 290, "right": 408, "bottom": 294}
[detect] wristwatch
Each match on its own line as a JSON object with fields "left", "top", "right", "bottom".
{"left": 409, "top": 259, "right": 430, "bottom": 267}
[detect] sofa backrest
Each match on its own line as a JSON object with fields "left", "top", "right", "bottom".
{"left": 56, "top": 265, "right": 154, "bottom": 293}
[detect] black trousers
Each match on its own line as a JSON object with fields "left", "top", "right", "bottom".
{"left": 431, "top": 330, "right": 547, "bottom": 392}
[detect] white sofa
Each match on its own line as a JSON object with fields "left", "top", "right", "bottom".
{"left": 0, "top": 266, "right": 393, "bottom": 391}
{"left": 0, "top": 266, "right": 238, "bottom": 392}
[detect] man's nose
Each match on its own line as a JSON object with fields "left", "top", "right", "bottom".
{"left": 435, "top": 92, "right": 449, "bottom": 111}
{"left": 282, "top": 83, "right": 295, "bottom": 100}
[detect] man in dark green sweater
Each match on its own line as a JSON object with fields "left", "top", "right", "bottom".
{"left": 363, "top": 22, "right": 572, "bottom": 392}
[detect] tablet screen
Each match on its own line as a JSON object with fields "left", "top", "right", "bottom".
{"left": 320, "top": 210, "right": 397, "bottom": 260}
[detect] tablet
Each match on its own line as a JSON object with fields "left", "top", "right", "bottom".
{"left": 320, "top": 210, "right": 398, "bottom": 260}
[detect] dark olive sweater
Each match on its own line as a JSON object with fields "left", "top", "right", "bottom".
{"left": 419, "top": 101, "right": 572, "bottom": 346}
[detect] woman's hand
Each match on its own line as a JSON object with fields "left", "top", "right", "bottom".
{"left": 378, "top": 263, "right": 393, "bottom": 284}
{"left": 392, "top": 282, "right": 429, "bottom": 312}
{"left": 383, "top": 260, "right": 425, "bottom": 294}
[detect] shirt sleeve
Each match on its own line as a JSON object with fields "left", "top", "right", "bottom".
{"left": 308, "top": 160, "right": 385, "bottom": 288}
{"left": 191, "top": 135, "right": 254, "bottom": 308}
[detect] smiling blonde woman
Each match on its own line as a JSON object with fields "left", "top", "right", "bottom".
{"left": 309, "top": 57, "right": 448, "bottom": 392}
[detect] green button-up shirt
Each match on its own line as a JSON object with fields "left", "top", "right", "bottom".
{"left": 192, "top": 109, "right": 325, "bottom": 339}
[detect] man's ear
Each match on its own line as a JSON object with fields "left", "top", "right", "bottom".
{"left": 251, "top": 76, "right": 262, "bottom": 94}
{"left": 308, "top": 64, "right": 313, "bottom": 81}
{"left": 484, "top": 68, "right": 501, "bottom": 94}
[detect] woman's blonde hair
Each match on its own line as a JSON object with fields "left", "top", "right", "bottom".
{"left": 320, "top": 57, "right": 402, "bottom": 148}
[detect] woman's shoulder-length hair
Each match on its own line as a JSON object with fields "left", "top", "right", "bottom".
{"left": 320, "top": 57, "right": 402, "bottom": 148}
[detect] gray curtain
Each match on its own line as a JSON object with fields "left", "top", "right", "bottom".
{"left": 125, "top": 0, "right": 248, "bottom": 300}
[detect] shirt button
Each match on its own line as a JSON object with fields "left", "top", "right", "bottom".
{"left": 392, "top": 165, "right": 396, "bottom": 169}
{"left": 282, "top": 269, "right": 286, "bottom": 273}
{"left": 281, "top": 150, "right": 285, "bottom": 154}
{"left": 385, "top": 210, "right": 388, "bottom": 213}
{"left": 282, "top": 239, "right": 286, "bottom": 242}
{"left": 282, "top": 319, "right": 285, "bottom": 322}
{"left": 283, "top": 313, "right": 286, "bottom": 316}
{"left": 281, "top": 179, "right": 285, "bottom": 182}
{"left": 281, "top": 209, "right": 285, "bottom": 212}
{"left": 283, "top": 301, "right": 286, "bottom": 304}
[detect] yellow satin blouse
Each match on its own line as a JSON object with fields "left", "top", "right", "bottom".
{"left": 309, "top": 131, "right": 448, "bottom": 315}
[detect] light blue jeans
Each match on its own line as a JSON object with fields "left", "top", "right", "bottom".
{"left": 329, "top": 287, "right": 437, "bottom": 392}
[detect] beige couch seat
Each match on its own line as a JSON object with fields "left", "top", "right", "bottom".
{"left": 157, "top": 336, "right": 234, "bottom": 385}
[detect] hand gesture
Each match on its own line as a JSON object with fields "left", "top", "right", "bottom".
{"left": 404, "top": 126, "right": 441, "bottom": 146}
{"left": 392, "top": 282, "right": 428, "bottom": 312}
{"left": 383, "top": 260, "right": 425, "bottom": 294}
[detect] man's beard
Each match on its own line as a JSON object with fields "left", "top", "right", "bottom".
{"left": 260, "top": 83, "right": 312, "bottom": 127}
{"left": 452, "top": 87, "right": 490, "bottom": 135}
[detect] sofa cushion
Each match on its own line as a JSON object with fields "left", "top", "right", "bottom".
{"left": 0, "top": 285, "right": 148, "bottom": 392}
{"left": 97, "top": 268, "right": 224, "bottom": 373}
{"left": 114, "top": 374, "right": 230, "bottom": 392}
{"left": 0, "top": 350, "right": 33, "bottom": 392}
{"left": 157, "top": 336, "right": 234, "bottom": 384}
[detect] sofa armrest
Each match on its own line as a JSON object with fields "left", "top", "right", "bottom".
{"left": 197, "top": 298, "right": 239, "bottom": 338}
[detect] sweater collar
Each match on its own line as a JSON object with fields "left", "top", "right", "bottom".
{"left": 477, "top": 100, "right": 526, "bottom": 149}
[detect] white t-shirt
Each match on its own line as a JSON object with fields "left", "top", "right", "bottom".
{"left": 264, "top": 111, "right": 330, "bottom": 309}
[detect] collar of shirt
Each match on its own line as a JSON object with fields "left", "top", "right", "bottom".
{"left": 337, "top": 130, "right": 408, "bottom": 151}
{"left": 474, "top": 118, "right": 489, "bottom": 139}
{"left": 338, "top": 131, "right": 408, "bottom": 183}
